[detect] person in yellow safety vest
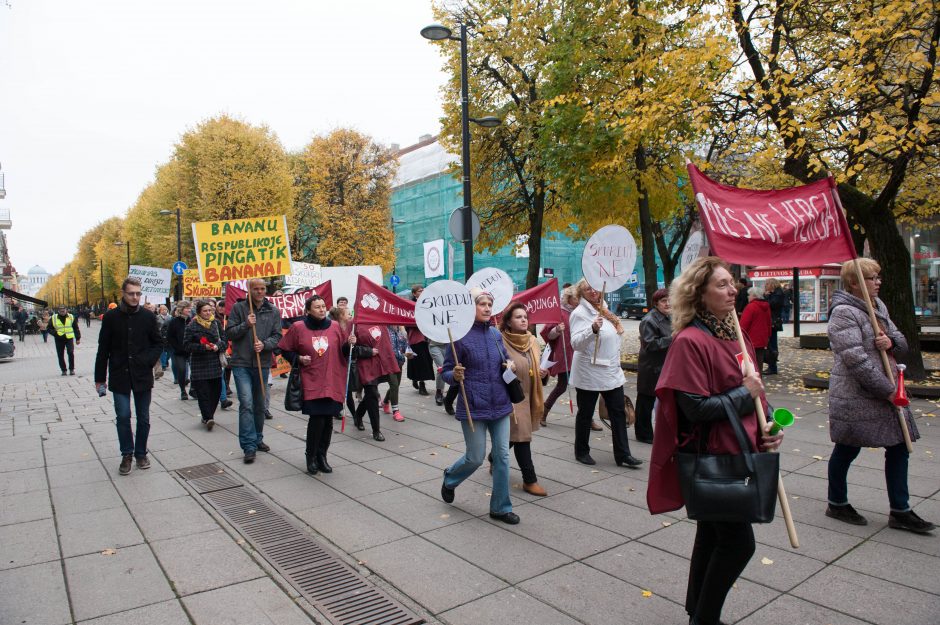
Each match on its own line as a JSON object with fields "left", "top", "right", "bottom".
{"left": 51, "top": 304, "right": 81, "bottom": 375}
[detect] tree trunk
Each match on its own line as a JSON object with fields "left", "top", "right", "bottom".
{"left": 525, "top": 186, "right": 546, "bottom": 289}
{"left": 634, "top": 147, "right": 658, "bottom": 304}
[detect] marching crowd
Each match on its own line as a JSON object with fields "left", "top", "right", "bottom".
{"left": 84, "top": 257, "right": 935, "bottom": 625}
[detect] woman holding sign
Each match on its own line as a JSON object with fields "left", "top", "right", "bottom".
{"left": 278, "top": 295, "right": 355, "bottom": 475}
{"left": 569, "top": 279, "right": 642, "bottom": 468}
{"left": 440, "top": 288, "right": 519, "bottom": 525}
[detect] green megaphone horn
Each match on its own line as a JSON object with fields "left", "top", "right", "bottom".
{"left": 769, "top": 407, "right": 795, "bottom": 434}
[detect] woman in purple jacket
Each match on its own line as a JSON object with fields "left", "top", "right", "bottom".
{"left": 440, "top": 289, "right": 519, "bottom": 525}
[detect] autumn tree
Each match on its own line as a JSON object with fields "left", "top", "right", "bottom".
{"left": 294, "top": 129, "right": 397, "bottom": 272}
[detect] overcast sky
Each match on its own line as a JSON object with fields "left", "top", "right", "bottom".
{"left": 0, "top": 0, "right": 448, "bottom": 275}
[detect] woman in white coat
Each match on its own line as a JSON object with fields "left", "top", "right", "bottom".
{"left": 569, "top": 278, "right": 642, "bottom": 468}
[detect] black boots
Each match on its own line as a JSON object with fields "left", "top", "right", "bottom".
{"left": 305, "top": 453, "right": 319, "bottom": 475}
{"left": 306, "top": 453, "right": 333, "bottom": 474}
{"left": 316, "top": 454, "right": 333, "bottom": 473}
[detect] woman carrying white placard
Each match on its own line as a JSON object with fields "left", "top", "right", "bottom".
{"left": 569, "top": 279, "right": 642, "bottom": 469}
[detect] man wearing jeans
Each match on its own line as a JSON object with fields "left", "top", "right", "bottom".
{"left": 94, "top": 277, "right": 163, "bottom": 476}
{"left": 226, "top": 278, "right": 282, "bottom": 463}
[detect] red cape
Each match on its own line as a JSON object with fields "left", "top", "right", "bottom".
{"left": 278, "top": 319, "right": 348, "bottom": 404}
{"left": 354, "top": 324, "right": 401, "bottom": 385}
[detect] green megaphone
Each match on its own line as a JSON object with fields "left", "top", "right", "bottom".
{"left": 769, "top": 407, "right": 795, "bottom": 434}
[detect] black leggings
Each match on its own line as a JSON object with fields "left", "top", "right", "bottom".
{"left": 171, "top": 353, "right": 189, "bottom": 393}
{"left": 306, "top": 414, "right": 333, "bottom": 458}
{"left": 355, "top": 384, "right": 381, "bottom": 432}
{"left": 634, "top": 392, "right": 655, "bottom": 442}
{"left": 574, "top": 387, "right": 632, "bottom": 462}
{"left": 511, "top": 441, "right": 537, "bottom": 484}
{"left": 543, "top": 372, "right": 569, "bottom": 415}
{"left": 686, "top": 520, "right": 755, "bottom": 625}
{"left": 192, "top": 378, "right": 221, "bottom": 422}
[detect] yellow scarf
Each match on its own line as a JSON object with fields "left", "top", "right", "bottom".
{"left": 194, "top": 314, "right": 215, "bottom": 330}
{"left": 501, "top": 330, "right": 545, "bottom": 419}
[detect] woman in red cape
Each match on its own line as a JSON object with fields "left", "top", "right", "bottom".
{"left": 647, "top": 257, "right": 782, "bottom": 625}
{"left": 354, "top": 323, "right": 401, "bottom": 442}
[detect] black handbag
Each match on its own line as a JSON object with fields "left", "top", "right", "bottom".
{"left": 677, "top": 395, "right": 779, "bottom": 524}
{"left": 284, "top": 364, "right": 303, "bottom": 412}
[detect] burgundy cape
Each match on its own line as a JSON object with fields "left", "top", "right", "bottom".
{"left": 355, "top": 324, "right": 401, "bottom": 385}
{"left": 647, "top": 325, "right": 766, "bottom": 514}
{"left": 278, "top": 319, "right": 348, "bottom": 404}
{"left": 539, "top": 308, "right": 572, "bottom": 376}
{"left": 406, "top": 326, "right": 426, "bottom": 345}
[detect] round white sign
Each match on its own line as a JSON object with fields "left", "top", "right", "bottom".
{"left": 680, "top": 230, "right": 707, "bottom": 272}
{"left": 465, "top": 267, "right": 514, "bottom": 314}
{"left": 414, "top": 280, "right": 476, "bottom": 344}
{"left": 581, "top": 225, "right": 637, "bottom": 292}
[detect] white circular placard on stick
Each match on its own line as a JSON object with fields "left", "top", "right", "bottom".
{"left": 414, "top": 280, "right": 476, "bottom": 344}
{"left": 581, "top": 225, "right": 637, "bottom": 292}
{"left": 466, "top": 268, "right": 514, "bottom": 314}
{"left": 680, "top": 229, "right": 708, "bottom": 272}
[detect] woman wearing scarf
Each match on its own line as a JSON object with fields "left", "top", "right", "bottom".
{"left": 500, "top": 302, "right": 549, "bottom": 496}
{"left": 183, "top": 300, "right": 226, "bottom": 430}
{"left": 279, "top": 295, "right": 355, "bottom": 475}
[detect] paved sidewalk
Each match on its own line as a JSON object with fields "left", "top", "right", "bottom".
{"left": 1, "top": 324, "right": 938, "bottom": 625}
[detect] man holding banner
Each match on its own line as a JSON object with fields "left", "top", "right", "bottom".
{"left": 226, "top": 278, "right": 282, "bottom": 464}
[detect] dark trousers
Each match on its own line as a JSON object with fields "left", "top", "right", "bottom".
{"left": 355, "top": 384, "right": 381, "bottom": 432}
{"left": 543, "top": 372, "right": 569, "bottom": 415}
{"left": 444, "top": 384, "right": 459, "bottom": 405}
{"left": 55, "top": 338, "right": 75, "bottom": 372}
{"left": 16, "top": 323, "right": 25, "bottom": 341}
{"left": 574, "top": 387, "right": 632, "bottom": 462}
{"left": 171, "top": 353, "right": 189, "bottom": 393}
{"left": 686, "top": 520, "right": 755, "bottom": 625}
{"left": 383, "top": 370, "right": 402, "bottom": 406}
{"left": 511, "top": 441, "right": 537, "bottom": 484}
{"left": 306, "top": 414, "right": 334, "bottom": 458}
{"left": 753, "top": 348, "right": 766, "bottom": 376}
{"left": 634, "top": 392, "right": 655, "bottom": 442}
{"left": 766, "top": 331, "right": 779, "bottom": 373}
{"left": 192, "top": 378, "right": 221, "bottom": 422}
{"left": 828, "top": 442, "right": 910, "bottom": 511}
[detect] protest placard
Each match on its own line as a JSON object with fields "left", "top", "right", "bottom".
{"left": 128, "top": 265, "right": 172, "bottom": 301}
{"left": 465, "top": 267, "right": 514, "bottom": 314}
{"left": 285, "top": 261, "right": 322, "bottom": 287}
{"left": 192, "top": 215, "right": 292, "bottom": 284}
{"left": 581, "top": 225, "right": 637, "bottom": 292}
{"left": 182, "top": 269, "right": 222, "bottom": 298}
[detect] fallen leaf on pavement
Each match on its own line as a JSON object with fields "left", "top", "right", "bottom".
{"left": 662, "top": 521, "right": 672, "bottom": 527}
{"left": 761, "top": 557, "right": 774, "bottom": 565}
{"left": 101, "top": 548, "right": 116, "bottom": 556}
{"left": 641, "top": 590, "right": 653, "bottom": 598}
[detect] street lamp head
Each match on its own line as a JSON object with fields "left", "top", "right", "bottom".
{"left": 471, "top": 116, "right": 502, "bottom": 128}
{"left": 420, "top": 23, "right": 453, "bottom": 41}
{"left": 113, "top": 240, "right": 125, "bottom": 247}
{"left": 159, "top": 209, "right": 173, "bottom": 216}
{"left": 392, "top": 219, "right": 407, "bottom": 225}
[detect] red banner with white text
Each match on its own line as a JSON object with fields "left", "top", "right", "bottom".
{"left": 224, "top": 281, "right": 333, "bottom": 319}
{"left": 494, "top": 278, "right": 562, "bottom": 325}
{"left": 353, "top": 275, "right": 416, "bottom": 325}
{"left": 688, "top": 163, "right": 857, "bottom": 267}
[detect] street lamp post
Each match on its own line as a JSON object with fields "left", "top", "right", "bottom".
{"left": 114, "top": 240, "right": 130, "bottom": 276}
{"left": 421, "top": 22, "right": 501, "bottom": 278}
{"left": 100, "top": 261, "right": 105, "bottom": 305}
{"left": 160, "top": 207, "right": 182, "bottom": 300}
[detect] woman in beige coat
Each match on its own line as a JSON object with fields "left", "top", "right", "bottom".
{"left": 499, "top": 301, "right": 549, "bottom": 496}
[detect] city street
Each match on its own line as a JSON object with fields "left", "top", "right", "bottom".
{"left": 1, "top": 322, "right": 939, "bottom": 625}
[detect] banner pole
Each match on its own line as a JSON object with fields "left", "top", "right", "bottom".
{"left": 342, "top": 323, "right": 356, "bottom": 433}
{"left": 730, "top": 312, "right": 800, "bottom": 549}
{"left": 828, "top": 180, "right": 913, "bottom": 452}
{"left": 447, "top": 327, "right": 474, "bottom": 432}
{"left": 592, "top": 281, "right": 606, "bottom": 365}
{"left": 560, "top": 332, "right": 574, "bottom": 414}
{"left": 247, "top": 295, "right": 266, "bottom": 400}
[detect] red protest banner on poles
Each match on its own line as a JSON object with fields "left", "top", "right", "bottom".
{"left": 353, "top": 274, "right": 415, "bottom": 325}
{"left": 494, "top": 278, "right": 562, "bottom": 325}
{"left": 688, "top": 163, "right": 857, "bottom": 266}
{"left": 224, "top": 281, "right": 333, "bottom": 319}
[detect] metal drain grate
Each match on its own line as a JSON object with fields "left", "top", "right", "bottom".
{"left": 177, "top": 464, "right": 424, "bottom": 625}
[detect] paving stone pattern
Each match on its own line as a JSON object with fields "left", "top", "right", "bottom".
{"left": 1, "top": 322, "right": 938, "bottom": 624}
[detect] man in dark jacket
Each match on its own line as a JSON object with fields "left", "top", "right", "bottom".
{"left": 94, "top": 277, "right": 163, "bottom": 476}
{"left": 635, "top": 289, "right": 672, "bottom": 443}
{"left": 13, "top": 306, "right": 28, "bottom": 341}
{"left": 226, "top": 278, "right": 282, "bottom": 463}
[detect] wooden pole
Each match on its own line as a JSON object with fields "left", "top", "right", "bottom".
{"left": 247, "top": 295, "right": 266, "bottom": 399}
{"left": 447, "top": 328, "right": 474, "bottom": 432}
{"left": 828, "top": 180, "right": 913, "bottom": 452}
{"left": 730, "top": 312, "right": 800, "bottom": 549}
{"left": 341, "top": 323, "right": 356, "bottom": 433}
{"left": 560, "top": 332, "right": 574, "bottom": 414}
{"left": 592, "top": 281, "right": 606, "bottom": 365}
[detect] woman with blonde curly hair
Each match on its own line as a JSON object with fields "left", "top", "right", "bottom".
{"left": 569, "top": 278, "right": 642, "bottom": 468}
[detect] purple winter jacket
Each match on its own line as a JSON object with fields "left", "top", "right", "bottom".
{"left": 442, "top": 321, "right": 513, "bottom": 421}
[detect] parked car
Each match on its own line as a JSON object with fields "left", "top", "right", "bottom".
{"left": 0, "top": 333, "right": 14, "bottom": 359}
{"left": 617, "top": 297, "right": 649, "bottom": 320}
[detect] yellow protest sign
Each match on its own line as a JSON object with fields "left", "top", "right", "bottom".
{"left": 191, "top": 215, "right": 292, "bottom": 284}
{"left": 182, "top": 269, "right": 222, "bottom": 298}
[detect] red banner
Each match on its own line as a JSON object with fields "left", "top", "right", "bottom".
{"left": 224, "top": 281, "right": 333, "bottom": 319}
{"left": 494, "top": 278, "right": 562, "bottom": 325}
{"left": 688, "top": 163, "right": 856, "bottom": 267}
{"left": 353, "top": 274, "right": 415, "bottom": 325}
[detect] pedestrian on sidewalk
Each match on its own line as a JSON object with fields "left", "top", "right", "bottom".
{"left": 739, "top": 287, "right": 771, "bottom": 375}
{"left": 13, "top": 306, "right": 28, "bottom": 342}
{"left": 156, "top": 304, "right": 171, "bottom": 372}
{"left": 499, "top": 302, "right": 548, "bottom": 497}
{"left": 635, "top": 288, "right": 672, "bottom": 444}
{"left": 184, "top": 300, "right": 227, "bottom": 430}
{"left": 51, "top": 304, "right": 81, "bottom": 375}
{"left": 279, "top": 295, "right": 354, "bottom": 475}
{"left": 825, "top": 259, "right": 934, "bottom": 534}
{"left": 354, "top": 323, "right": 400, "bottom": 440}
{"left": 94, "top": 277, "right": 163, "bottom": 475}
{"left": 38, "top": 309, "right": 50, "bottom": 343}
{"left": 763, "top": 278, "right": 785, "bottom": 374}
{"left": 440, "top": 289, "right": 519, "bottom": 525}
{"left": 540, "top": 285, "right": 578, "bottom": 426}
{"left": 569, "top": 279, "right": 642, "bottom": 469}
{"left": 166, "top": 301, "right": 192, "bottom": 399}
{"left": 405, "top": 285, "right": 435, "bottom": 396}
{"left": 226, "top": 278, "right": 282, "bottom": 464}
{"left": 647, "top": 257, "right": 783, "bottom": 625}
{"left": 383, "top": 325, "right": 408, "bottom": 421}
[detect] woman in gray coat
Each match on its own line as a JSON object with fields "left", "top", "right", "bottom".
{"left": 635, "top": 288, "right": 671, "bottom": 443}
{"left": 826, "top": 258, "right": 934, "bottom": 534}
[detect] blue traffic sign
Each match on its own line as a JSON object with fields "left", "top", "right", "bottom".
{"left": 172, "top": 261, "right": 188, "bottom": 276}
{"left": 389, "top": 274, "right": 400, "bottom": 288}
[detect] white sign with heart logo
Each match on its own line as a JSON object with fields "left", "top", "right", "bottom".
{"left": 312, "top": 336, "right": 329, "bottom": 356}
